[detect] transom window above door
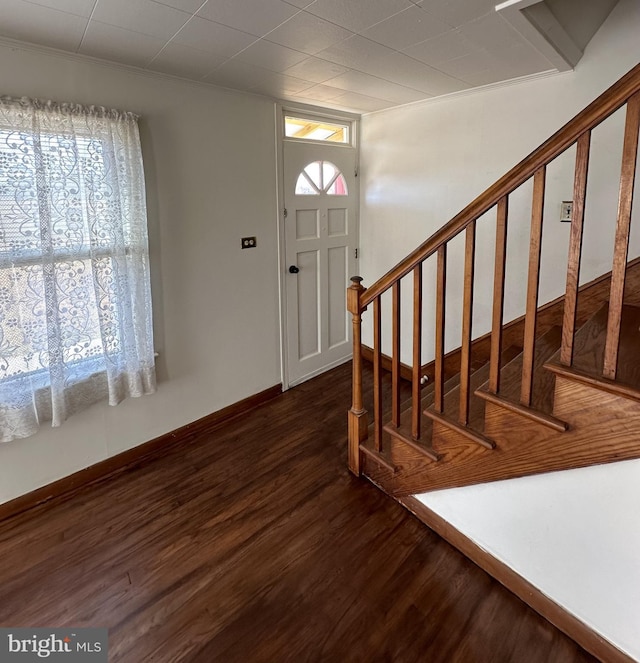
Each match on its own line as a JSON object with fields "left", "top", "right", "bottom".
{"left": 284, "top": 115, "right": 350, "bottom": 144}
{"left": 294, "top": 161, "right": 348, "bottom": 196}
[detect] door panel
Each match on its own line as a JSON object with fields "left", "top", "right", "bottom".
{"left": 328, "top": 208, "right": 347, "bottom": 236}
{"left": 296, "top": 249, "right": 320, "bottom": 361}
{"left": 328, "top": 245, "right": 348, "bottom": 349}
{"left": 283, "top": 140, "right": 358, "bottom": 386}
{"left": 296, "top": 209, "right": 319, "bottom": 239}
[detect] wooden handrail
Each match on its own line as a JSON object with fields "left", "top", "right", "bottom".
{"left": 359, "top": 62, "right": 640, "bottom": 310}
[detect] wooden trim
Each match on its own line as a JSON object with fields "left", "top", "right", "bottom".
{"left": 0, "top": 384, "right": 283, "bottom": 523}
{"left": 399, "top": 496, "right": 635, "bottom": 663}
{"left": 360, "top": 63, "right": 640, "bottom": 308}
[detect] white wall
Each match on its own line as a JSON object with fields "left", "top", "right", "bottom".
{"left": 0, "top": 42, "right": 282, "bottom": 503}
{"left": 359, "top": 0, "right": 640, "bottom": 362}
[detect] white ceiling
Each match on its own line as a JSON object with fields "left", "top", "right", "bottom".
{"left": 0, "top": 0, "right": 607, "bottom": 113}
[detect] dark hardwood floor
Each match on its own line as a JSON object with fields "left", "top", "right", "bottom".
{"left": 0, "top": 362, "right": 596, "bottom": 662}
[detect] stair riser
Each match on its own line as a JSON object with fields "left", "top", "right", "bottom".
{"left": 363, "top": 421, "right": 493, "bottom": 496}
{"left": 483, "top": 402, "right": 556, "bottom": 446}
{"left": 362, "top": 434, "right": 436, "bottom": 496}
{"left": 482, "top": 375, "right": 640, "bottom": 471}
{"left": 553, "top": 374, "right": 640, "bottom": 427}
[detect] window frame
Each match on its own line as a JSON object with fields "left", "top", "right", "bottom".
{"left": 294, "top": 160, "right": 349, "bottom": 196}
{"left": 283, "top": 111, "right": 355, "bottom": 148}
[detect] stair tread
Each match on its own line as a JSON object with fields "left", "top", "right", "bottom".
{"left": 360, "top": 438, "right": 397, "bottom": 473}
{"left": 475, "top": 388, "right": 568, "bottom": 431}
{"left": 484, "top": 325, "right": 563, "bottom": 414}
{"left": 386, "top": 367, "right": 477, "bottom": 458}
{"left": 397, "top": 369, "right": 462, "bottom": 415}
{"left": 547, "top": 302, "right": 640, "bottom": 390}
{"left": 438, "top": 344, "right": 523, "bottom": 430}
{"left": 424, "top": 408, "right": 496, "bottom": 449}
{"left": 382, "top": 419, "right": 440, "bottom": 461}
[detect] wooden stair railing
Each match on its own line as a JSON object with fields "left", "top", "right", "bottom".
{"left": 348, "top": 62, "right": 640, "bottom": 476}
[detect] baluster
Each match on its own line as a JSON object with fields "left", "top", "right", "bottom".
{"left": 489, "top": 197, "right": 509, "bottom": 393}
{"left": 459, "top": 221, "right": 476, "bottom": 426}
{"left": 412, "top": 264, "right": 423, "bottom": 439}
{"left": 391, "top": 281, "right": 401, "bottom": 427}
{"left": 434, "top": 245, "right": 447, "bottom": 413}
{"left": 347, "top": 276, "right": 368, "bottom": 476}
{"left": 561, "top": 132, "right": 591, "bottom": 366}
{"left": 373, "top": 296, "right": 382, "bottom": 451}
{"left": 521, "top": 167, "right": 546, "bottom": 406}
{"left": 604, "top": 92, "right": 640, "bottom": 379}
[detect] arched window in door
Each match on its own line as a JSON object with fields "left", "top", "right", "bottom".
{"left": 295, "top": 160, "right": 348, "bottom": 195}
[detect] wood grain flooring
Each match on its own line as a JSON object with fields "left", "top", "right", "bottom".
{"left": 0, "top": 363, "right": 596, "bottom": 662}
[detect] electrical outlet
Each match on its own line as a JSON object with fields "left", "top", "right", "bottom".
{"left": 560, "top": 201, "right": 573, "bottom": 223}
{"left": 241, "top": 236, "right": 257, "bottom": 249}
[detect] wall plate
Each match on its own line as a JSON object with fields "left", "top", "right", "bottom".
{"left": 560, "top": 201, "right": 573, "bottom": 223}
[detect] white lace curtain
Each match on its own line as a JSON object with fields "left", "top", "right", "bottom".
{"left": 0, "top": 96, "right": 156, "bottom": 443}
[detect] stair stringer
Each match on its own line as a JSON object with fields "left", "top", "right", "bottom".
{"left": 363, "top": 374, "right": 640, "bottom": 497}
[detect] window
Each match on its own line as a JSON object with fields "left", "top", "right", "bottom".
{"left": 295, "top": 161, "right": 348, "bottom": 195}
{"left": 284, "top": 115, "right": 350, "bottom": 144}
{"left": 0, "top": 96, "right": 155, "bottom": 443}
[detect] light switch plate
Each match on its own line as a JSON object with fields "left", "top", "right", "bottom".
{"left": 560, "top": 201, "right": 573, "bottom": 223}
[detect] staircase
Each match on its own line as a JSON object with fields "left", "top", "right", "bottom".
{"left": 347, "top": 62, "right": 640, "bottom": 500}
{"left": 362, "top": 300, "right": 640, "bottom": 496}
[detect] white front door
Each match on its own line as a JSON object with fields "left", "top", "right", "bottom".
{"left": 283, "top": 139, "right": 358, "bottom": 386}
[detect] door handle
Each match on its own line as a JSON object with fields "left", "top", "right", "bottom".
{"left": 289, "top": 265, "right": 300, "bottom": 274}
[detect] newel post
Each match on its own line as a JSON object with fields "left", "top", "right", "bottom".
{"left": 347, "top": 276, "right": 368, "bottom": 476}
